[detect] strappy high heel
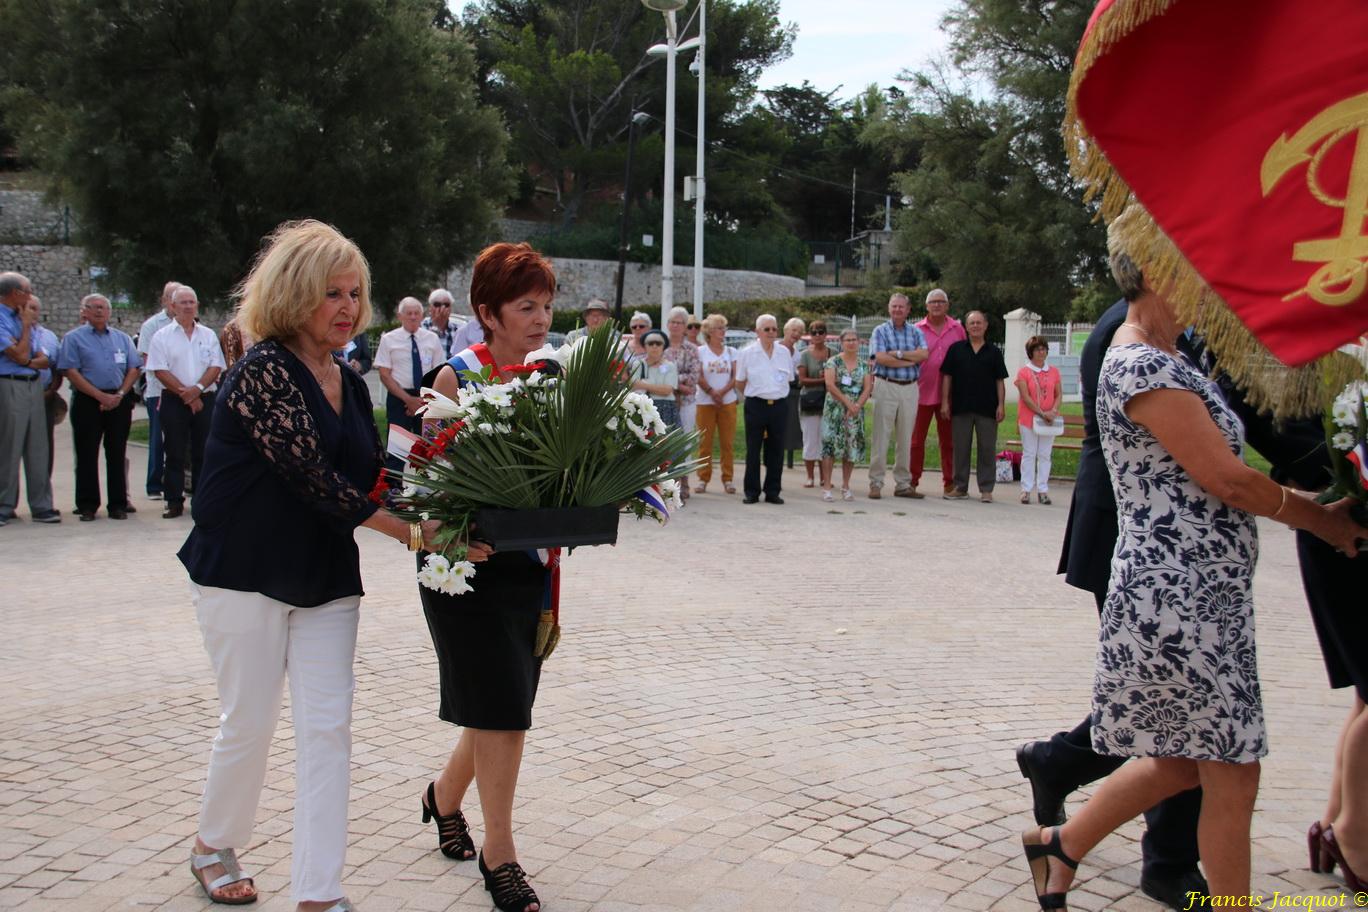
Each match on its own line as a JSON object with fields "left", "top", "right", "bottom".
{"left": 1309, "top": 821, "right": 1335, "bottom": 873}
{"left": 1323, "top": 825, "right": 1365, "bottom": 891}
{"left": 479, "top": 851, "right": 540, "bottom": 912}
{"left": 420, "top": 782, "right": 475, "bottom": 861}
{"left": 1022, "top": 826, "right": 1078, "bottom": 911}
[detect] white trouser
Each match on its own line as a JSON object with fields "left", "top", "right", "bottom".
{"left": 1019, "top": 425, "right": 1055, "bottom": 493}
{"left": 679, "top": 400, "right": 697, "bottom": 434}
{"left": 800, "top": 414, "right": 822, "bottom": 461}
{"left": 193, "top": 584, "right": 359, "bottom": 903}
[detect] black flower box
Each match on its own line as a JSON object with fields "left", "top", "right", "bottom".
{"left": 471, "top": 504, "right": 620, "bottom": 551}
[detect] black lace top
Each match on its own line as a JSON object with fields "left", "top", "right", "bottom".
{"left": 178, "top": 340, "right": 384, "bottom": 607}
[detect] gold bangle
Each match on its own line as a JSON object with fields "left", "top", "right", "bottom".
{"left": 1272, "top": 485, "right": 1289, "bottom": 520}
{"left": 408, "top": 522, "right": 423, "bottom": 552}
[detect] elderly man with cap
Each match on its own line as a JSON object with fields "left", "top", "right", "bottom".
{"left": 567, "top": 298, "right": 612, "bottom": 342}
{"left": 0, "top": 272, "right": 61, "bottom": 526}
{"left": 57, "top": 294, "right": 142, "bottom": 521}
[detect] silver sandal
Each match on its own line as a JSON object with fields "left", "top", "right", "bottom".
{"left": 190, "top": 847, "right": 257, "bottom": 905}
{"left": 320, "top": 901, "right": 357, "bottom": 912}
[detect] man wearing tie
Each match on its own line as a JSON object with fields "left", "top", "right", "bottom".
{"left": 375, "top": 297, "right": 443, "bottom": 471}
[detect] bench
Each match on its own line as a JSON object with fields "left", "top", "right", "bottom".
{"left": 1004, "top": 413, "right": 1086, "bottom": 452}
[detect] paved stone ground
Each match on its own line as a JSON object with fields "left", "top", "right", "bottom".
{"left": 0, "top": 443, "right": 1359, "bottom": 912}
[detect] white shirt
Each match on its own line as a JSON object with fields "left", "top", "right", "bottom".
{"left": 734, "top": 341, "right": 794, "bottom": 400}
{"left": 145, "top": 321, "right": 226, "bottom": 392}
{"left": 451, "top": 319, "right": 484, "bottom": 355}
{"left": 695, "top": 344, "right": 738, "bottom": 406}
{"left": 137, "top": 310, "right": 175, "bottom": 397}
{"left": 374, "top": 326, "right": 444, "bottom": 389}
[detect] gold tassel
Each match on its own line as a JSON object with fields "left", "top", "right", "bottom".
{"left": 532, "top": 609, "right": 560, "bottom": 659}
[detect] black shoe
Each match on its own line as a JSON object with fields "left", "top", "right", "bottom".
{"left": 764, "top": 495, "right": 784, "bottom": 504}
{"left": 78, "top": 511, "right": 96, "bottom": 522}
{"left": 32, "top": 510, "right": 61, "bottom": 524}
{"left": 742, "top": 495, "right": 760, "bottom": 504}
{"left": 162, "top": 503, "right": 184, "bottom": 519}
{"left": 108, "top": 508, "right": 128, "bottom": 520}
{"left": 122, "top": 502, "right": 137, "bottom": 514}
{"left": 479, "top": 852, "right": 540, "bottom": 912}
{"left": 420, "top": 782, "right": 475, "bottom": 861}
{"left": 1016, "top": 742, "right": 1068, "bottom": 826}
{"left": 1140, "top": 868, "right": 1209, "bottom": 911}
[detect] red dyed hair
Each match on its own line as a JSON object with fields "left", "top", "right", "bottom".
{"left": 470, "top": 242, "right": 557, "bottom": 341}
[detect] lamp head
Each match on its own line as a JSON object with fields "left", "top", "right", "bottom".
{"left": 641, "top": 0, "right": 687, "bottom": 10}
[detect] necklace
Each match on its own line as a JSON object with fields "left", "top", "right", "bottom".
{"left": 1121, "top": 321, "right": 1151, "bottom": 341}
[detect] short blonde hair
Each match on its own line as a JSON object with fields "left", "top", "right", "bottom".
{"left": 701, "top": 313, "right": 727, "bottom": 340}
{"left": 783, "top": 316, "right": 805, "bottom": 334}
{"left": 236, "top": 220, "right": 372, "bottom": 343}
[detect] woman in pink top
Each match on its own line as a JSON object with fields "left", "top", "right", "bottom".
{"left": 1015, "top": 334, "right": 1063, "bottom": 504}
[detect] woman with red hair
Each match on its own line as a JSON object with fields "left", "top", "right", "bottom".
{"left": 414, "top": 242, "right": 555, "bottom": 912}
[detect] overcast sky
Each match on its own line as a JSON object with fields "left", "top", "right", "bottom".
{"left": 757, "top": 0, "right": 960, "bottom": 98}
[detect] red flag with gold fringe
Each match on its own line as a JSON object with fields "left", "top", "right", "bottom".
{"left": 1066, "top": 0, "right": 1368, "bottom": 414}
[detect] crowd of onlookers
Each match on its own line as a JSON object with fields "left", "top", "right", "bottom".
{"left": 2, "top": 268, "right": 1071, "bottom": 527}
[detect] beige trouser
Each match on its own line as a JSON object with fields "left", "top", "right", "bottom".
{"left": 867, "top": 377, "right": 919, "bottom": 491}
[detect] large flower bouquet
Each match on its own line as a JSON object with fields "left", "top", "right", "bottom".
{"left": 1323, "top": 370, "right": 1368, "bottom": 526}
{"left": 381, "top": 323, "right": 698, "bottom": 596}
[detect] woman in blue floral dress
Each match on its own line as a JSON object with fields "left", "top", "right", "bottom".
{"left": 1021, "top": 241, "right": 1367, "bottom": 912}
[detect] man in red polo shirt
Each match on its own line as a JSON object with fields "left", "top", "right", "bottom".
{"left": 910, "top": 288, "right": 965, "bottom": 497}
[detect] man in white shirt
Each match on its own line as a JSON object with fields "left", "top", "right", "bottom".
{"left": 145, "top": 285, "right": 224, "bottom": 518}
{"left": 136, "top": 280, "right": 180, "bottom": 498}
{"left": 375, "top": 297, "right": 444, "bottom": 468}
{"left": 450, "top": 300, "right": 484, "bottom": 353}
{"left": 734, "top": 313, "right": 795, "bottom": 504}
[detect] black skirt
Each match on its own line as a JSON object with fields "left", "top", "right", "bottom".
{"left": 419, "top": 549, "right": 547, "bottom": 730}
{"left": 1297, "top": 531, "right": 1368, "bottom": 702}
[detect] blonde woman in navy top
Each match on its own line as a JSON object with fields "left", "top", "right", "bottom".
{"left": 178, "top": 221, "right": 438, "bottom": 911}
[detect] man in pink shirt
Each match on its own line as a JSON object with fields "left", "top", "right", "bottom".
{"left": 910, "top": 288, "right": 966, "bottom": 496}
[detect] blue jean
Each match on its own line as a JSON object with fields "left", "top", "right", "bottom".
{"left": 145, "top": 396, "right": 164, "bottom": 494}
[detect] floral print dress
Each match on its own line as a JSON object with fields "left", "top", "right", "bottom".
{"left": 1092, "top": 344, "right": 1264, "bottom": 763}
{"left": 820, "top": 355, "right": 868, "bottom": 461}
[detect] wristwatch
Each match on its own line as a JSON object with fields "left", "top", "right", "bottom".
{"left": 895, "top": 349, "right": 902, "bottom": 360}
{"left": 194, "top": 382, "right": 205, "bottom": 392}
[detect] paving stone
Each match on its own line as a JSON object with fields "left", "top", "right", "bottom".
{"left": 0, "top": 446, "right": 1353, "bottom": 910}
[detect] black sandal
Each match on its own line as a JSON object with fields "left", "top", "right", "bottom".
{"left": 1022, "top": 826, "right": 1078, "bottom": 910}
{"left": 479, "top": 851, "right": 540, "bottom": 912}
{"left": 420, "top": 782, "right": 475, "bottom": 860}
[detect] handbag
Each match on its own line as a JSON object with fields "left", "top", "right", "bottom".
{"left": 1028, "top": 369, "right": 1063, "bottom": 436}
{"left": 799, "top": 386, "right": 825, "bottom": 414}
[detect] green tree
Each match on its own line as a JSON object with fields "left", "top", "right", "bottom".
{"left": 870, "top": 0, "right": 1111, "bottom": 322}
{"left": 0, "top": 0, "right": 510, "bottom": 308}
{"left": 461, "top": 0, "right": 794, "bottom": 229}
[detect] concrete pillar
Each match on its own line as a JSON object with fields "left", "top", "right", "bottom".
{"left": 1002, "top": 308, "right": 1040, "bottom": 403}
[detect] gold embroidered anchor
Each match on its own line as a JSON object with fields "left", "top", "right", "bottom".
{"left": 1261, "top": 92, "right": 1368, "bottom": 307}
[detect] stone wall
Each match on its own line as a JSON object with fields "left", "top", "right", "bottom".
{"left": 0, "top": 244, "right": 109, "bottom": 331}
{"left": 0, "top": 190, "right": 73, "bottom": 244}
{"left": 442, "top": 256, "right": 805, "bottom": 316}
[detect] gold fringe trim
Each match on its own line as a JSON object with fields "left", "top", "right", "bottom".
{"left": 1063, "top": 0, "right": 1364, "bottom": 418}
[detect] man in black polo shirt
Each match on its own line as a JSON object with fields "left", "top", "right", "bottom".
{"left": 938, "top": 310, "right": 1007, "bottom": 502}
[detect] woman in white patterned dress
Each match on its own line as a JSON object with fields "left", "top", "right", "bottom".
{"left": 1021, "top": 241, "right": 1367, "bottom": 911}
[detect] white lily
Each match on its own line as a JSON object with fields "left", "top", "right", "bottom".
{"left": 417, "top": 388, "right": 463, "bottom": 420}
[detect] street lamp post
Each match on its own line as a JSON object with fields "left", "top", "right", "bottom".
{"left": 690, "top": 0, "right": 705, "bottom": 321}
{"left": 615, "top": 110, "right": 651, "bottom": 324}
{"left": 642, "top": 0, "right": 688, "bottom": 327}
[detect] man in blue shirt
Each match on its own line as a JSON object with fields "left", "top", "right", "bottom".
{"left": 867, "top": 292, "right": 928, "bottom": 499}
{"left": 0, "top": 272, "right": 60, "bottom": 525}
{"left": 28, "top": 296, "right": 64, "bottom": 486}
{"left": 57, "top": 294, "right": 142, "bottom": 521}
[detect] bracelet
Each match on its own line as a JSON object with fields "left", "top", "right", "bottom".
{"left": 1272, "top": 485, "right": 1290, "bottom": 520}
{"left": 407, "top": 522, "right": 423, "bottom": 552}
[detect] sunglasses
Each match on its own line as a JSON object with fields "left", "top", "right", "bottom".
{"left": 645, "top": 340, "right": 665, "bottom": 347}
{"left": 687, "top": 323, "right": 700, "bottom": 329}
{"left": 432, "top": 302, "right": 451, "bottom": 308}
